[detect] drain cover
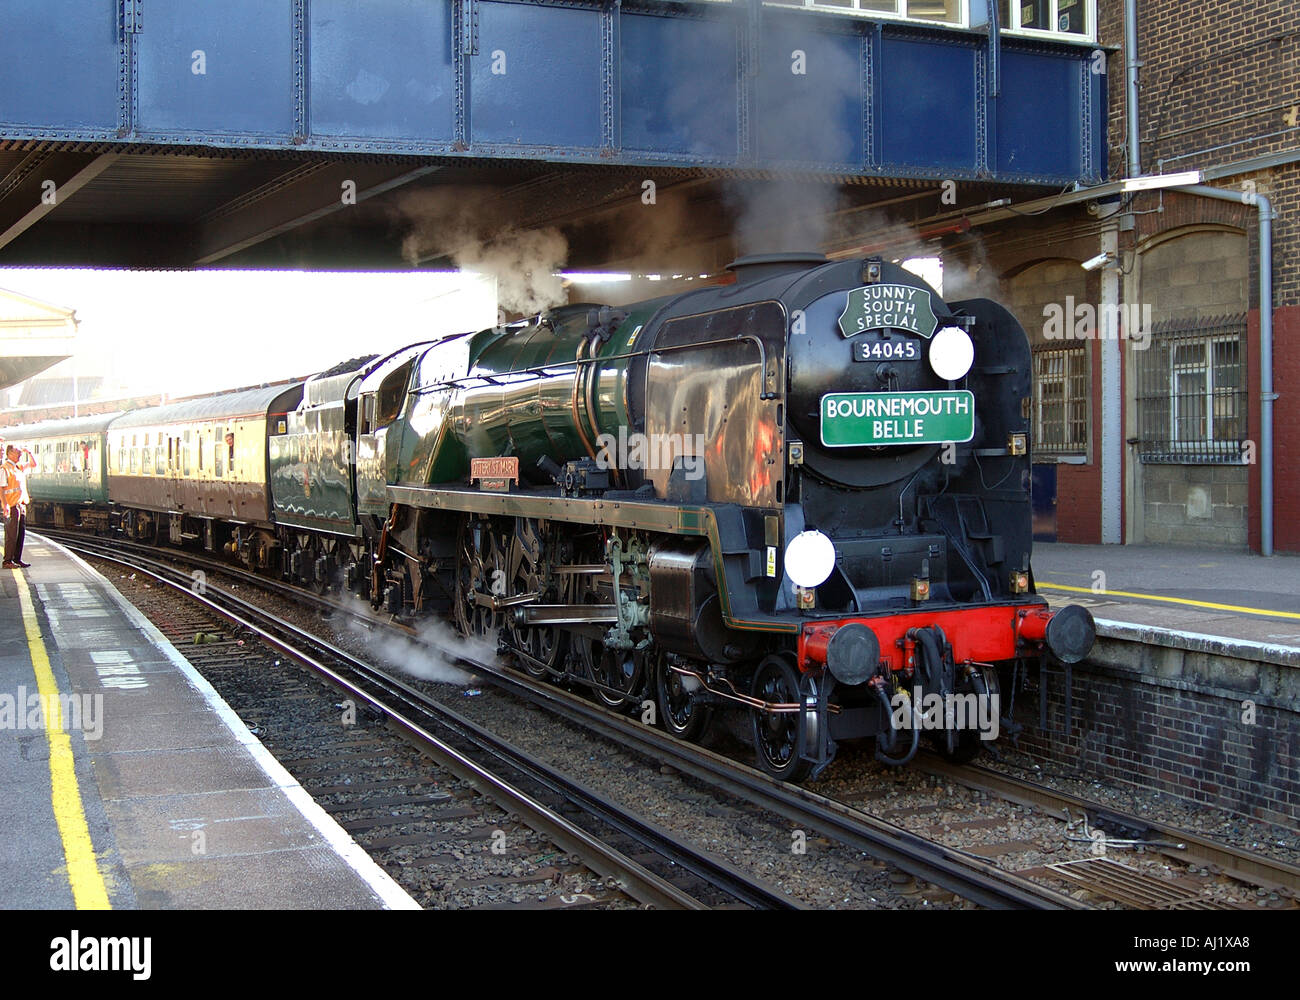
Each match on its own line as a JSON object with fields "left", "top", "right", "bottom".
{"left": 1045, "top": 857, "right": 1227, "bottom": 909}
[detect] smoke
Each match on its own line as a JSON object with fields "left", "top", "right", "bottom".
{"left": 826, "top": 210, "right": 933, "bottom": 262}
{"left": 936, "top": 239, "right": 1004, "bottom": 302}
{"left": 596, "top": 189, "right": 700, "bottom": 272}
{"left": 344, "top": 603, "right": 495, "bottom": 687}
{"left": 396, "top": 186, "right": 569, "bottom": 317}
{"left": 722, "top": 22, "right": 862, "bottom": 256}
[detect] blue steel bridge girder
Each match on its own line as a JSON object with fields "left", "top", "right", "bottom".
{"left": 0, "top": 0, "right": 1105, "bottom": 188}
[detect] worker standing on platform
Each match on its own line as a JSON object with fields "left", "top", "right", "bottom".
{"left": 1, "top": 443, "right": 36, "bottom": 569}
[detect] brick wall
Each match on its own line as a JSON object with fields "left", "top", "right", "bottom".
{"left": 1100, "top": 0, "right": 1300, "bottom": 183}
{"left": 1100, "top": 1, "right": 1300, "bottom": 308}
{"left": 1014, "top": 660, "right": 1298, "bottom": 828}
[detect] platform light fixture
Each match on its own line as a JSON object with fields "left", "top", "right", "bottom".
{"left": 1119, "top": 170, "right": 1202, "bottom": 193}
{"left": 558, "top": 272, "right": 633, "bottom": 283}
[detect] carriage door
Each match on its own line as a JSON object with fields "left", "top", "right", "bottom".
{"left": 78, "top": 438, "right": 91, "bottom": 500}
{"left": 355, "top": 391, "right": 382, "bottom": 509}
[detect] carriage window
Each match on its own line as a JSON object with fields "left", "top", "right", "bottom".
{"left": 214, "top": 426, "right": 224, "bottom": 477}
{"left": 225, "top": 431, "right": 236, "bottom": 476}
{"left": 183, "top": 431, "right": 192, "bottom": 475}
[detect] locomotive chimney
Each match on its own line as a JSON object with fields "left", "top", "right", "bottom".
{"left": 726, "top": 252, "right": 828, "bottom": 285}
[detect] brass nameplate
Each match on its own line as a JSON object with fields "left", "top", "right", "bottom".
{"left": 471, "top": 456, "right": 519, "bottom": 493}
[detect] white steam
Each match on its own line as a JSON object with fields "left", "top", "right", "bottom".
{"left": 345, "top": 602, "right": 497, "bottom": 687}
{"left": 457, "top": 227, "right": 569, "bottom": 320}
{"left": 397, "top": 186, "right": 569, "bottom": 317}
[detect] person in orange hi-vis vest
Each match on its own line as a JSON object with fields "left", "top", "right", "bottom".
{"left": 1, "top": 443, "right": 37, "bottom": 569}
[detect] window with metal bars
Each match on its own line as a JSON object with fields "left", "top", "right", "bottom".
{"left": 1136, "top": 315, "right": 1247, "bottom": 463}
{"left": 1032, "top": 344, "right": 1089, "bottom": 456}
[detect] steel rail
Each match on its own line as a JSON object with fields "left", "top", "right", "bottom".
{"left": 459, "top": 655, "right": 1088, "bottom": 910}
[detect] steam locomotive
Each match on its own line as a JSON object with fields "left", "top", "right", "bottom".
{"left": 10, "top": 253, "right": 1093, "bottom": 781}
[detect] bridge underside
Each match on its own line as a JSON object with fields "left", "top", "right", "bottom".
{"left": 0, "top": 149, "right": 1052, "bottom": 272}
{"left": 0, "top": 1, "right": 1104, "bottom": 271}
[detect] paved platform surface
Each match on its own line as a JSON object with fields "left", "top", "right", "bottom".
{"left": 1034, "top": 543, "right": 1300, "bottom": 654}
{"left": 0, "top": 535, "right": 417, "bottom": 909}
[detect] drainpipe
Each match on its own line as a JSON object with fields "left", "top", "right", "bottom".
{"left": 1125, "top": 0, "right": 1142, "bottom": 176}
{"left": 1174, "top": 184, "right": 1276, "bottom": 556}
{"left": 1099, "top": 227, "right": 1122, "bottom": 545}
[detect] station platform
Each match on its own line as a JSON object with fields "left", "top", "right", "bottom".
{"left": 0, "top": 535, "right": 418, "bottom": 910}
{"left": 1033, "top": 542, "right": 1300, "bottom": 664}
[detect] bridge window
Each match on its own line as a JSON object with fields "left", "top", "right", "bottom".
{"left": 999, "top": 0, "right": 1092, "bottom": 38}
{"left": 764, "top": 0, "right": 963, "bottom": 25}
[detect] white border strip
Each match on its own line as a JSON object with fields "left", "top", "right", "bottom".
{"left": 1093, "top": 615, "right": 1300, "bottom": 667}
{"left": 41, "top": 536, "right": 421, "bottom": 911}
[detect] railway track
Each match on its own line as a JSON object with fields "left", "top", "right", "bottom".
{"left": 43, "top": 530, "right": 1075, "bottom": 909}
{"left": 44, "top": 528, "right": 1299, "bottom": 910}
{"left": 913, "top": 756, "right": 1300, "bottom": 908}
{"left": 473, "top": 661, "right": 1296, "bottom": 909}
{"left": 47, "top": 533, "right": 796, "bottom": 910}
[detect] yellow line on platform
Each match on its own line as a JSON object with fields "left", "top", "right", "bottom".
{"left": 11, "top": 569, "right": 111, "bottom": 909}
{"left": 1037, "top": 581, "right": 1300, "bottom": 621}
